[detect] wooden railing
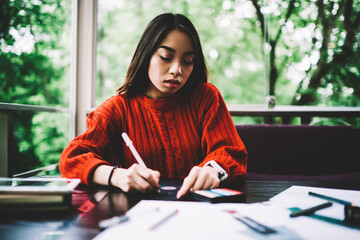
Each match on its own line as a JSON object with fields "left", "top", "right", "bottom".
{"left": 0, "top": 103, "right": 69, "bottom": 177}
{"left": 227, "top": 105, "right": 360, "bottom": 124}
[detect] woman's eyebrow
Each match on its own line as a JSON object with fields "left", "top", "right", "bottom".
{"left": 159, "top": 45, "right": 195, "bottom": 55}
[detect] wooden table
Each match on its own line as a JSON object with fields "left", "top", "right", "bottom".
{"left": 1, "top": 179, "right": 359, "bottom": 240}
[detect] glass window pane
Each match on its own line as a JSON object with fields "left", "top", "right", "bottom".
{"left": 265, "top": 0, "right": 360, "bottom": 107}
{"left": 0, "top": 0, "right": 72, "bottom": 108}
{"left": 96, "top": 0, "right": 267, "bottom": 106}
{"left": 12, "top": 111, "right": 69, "bottom": 175}
{"left": 0, "top": 0, "right": 72, "bottom": 174}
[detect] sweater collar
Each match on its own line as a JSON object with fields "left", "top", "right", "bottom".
{"left": 135, "top": 90, "right": 184, "bottom": 110}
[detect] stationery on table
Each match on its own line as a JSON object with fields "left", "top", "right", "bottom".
{"left": 225, "top": 210, "right": 277, "bottom": 234}
{"left": 269, "top": 185, "right": 360, "bottom": 222}
{"left": 308, "top": 191, "right": 360, "bottom": 223}
{"left": 0, "top": 177, "right": 80, "bottom": 212}
{"left": 99, "top": 207, "right": 160, "bottom": 229}
{"left": 290, "top": 201, "right": 333, "bottom": 217}
{"left": 149, "top": 209, "right": 178, "bottom": 231}
{"left": 308, "top": 191, "right": 352, "bottom": 205}
{"left": 191, "top": 188, "right": 245, "bottom": 203}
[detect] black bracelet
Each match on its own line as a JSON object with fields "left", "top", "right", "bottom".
{"left": 108, "top": 166, "right": 118, "bottom": 186}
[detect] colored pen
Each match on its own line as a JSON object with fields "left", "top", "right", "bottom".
{"left": 99, "top": 207, "right": 160, "bottom": 229}
{"left": 290, "top": 201, "right": 333, "bottom": 217}
{"left": 233, "top": 213, "right": 277, "bottom": 234}
{"left": 149, "top": 209, "right": 178, "bottom": 231}
{"left": 121, "top": 132, "right": 147, "bottom": 168}
{"left": 99, "top": 215, "right": 129, "bottom": 229}
{"left": 308, "top": 191, "right": 352, "bottom": 205}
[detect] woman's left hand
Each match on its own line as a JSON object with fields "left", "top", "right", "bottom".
{"left": 176, "top": 165, "right": 220, "bottom": 199}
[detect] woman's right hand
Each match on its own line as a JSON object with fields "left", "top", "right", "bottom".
{"left": 111, "top": 164, "right": 160, "bottom": 192}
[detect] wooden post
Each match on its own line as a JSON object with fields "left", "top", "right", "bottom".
{"left": 0, "top": 112, "right": 13, "bottom": 177}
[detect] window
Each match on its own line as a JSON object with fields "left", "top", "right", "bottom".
{"left": 96, "top": 0, "right": 266, "bottom": 106}
{"left": 0, "top": 0, "right": 72, "bottom": 175}
{"left": 97, "top": 0, "right": 360, "bottom": 126}
{"left": 262, "top": 0, "right": 360, "bottom": 107}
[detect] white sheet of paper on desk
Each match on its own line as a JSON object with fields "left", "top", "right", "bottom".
{"left": 94, "top": 200, "right": 253, "bottom": 240}
{"left": 94, "top": 187, "right": 360, "bottom": 240}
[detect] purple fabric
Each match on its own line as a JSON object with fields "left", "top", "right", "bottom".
{"left": 236, "top": 125, "right": 360, "bottom": 178}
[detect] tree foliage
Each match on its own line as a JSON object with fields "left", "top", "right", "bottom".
{"left": 250, "top": 0, "right": 360, "bottom": 107}
{"left": 97, "top": 0, "right": 360, "bottom": 110}
{"left": 0, "top": 0, "right": 70, "bottom": 174}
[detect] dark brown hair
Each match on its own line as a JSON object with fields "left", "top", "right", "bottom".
{"left": 116, "top": 13, "right": 208, "bottom": 95}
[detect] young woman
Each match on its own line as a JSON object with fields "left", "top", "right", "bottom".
{"left": 59, "top": 13, "right": 247, "bottom": 199}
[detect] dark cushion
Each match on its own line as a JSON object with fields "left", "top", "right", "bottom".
{"left": 235, "top": 125, "right": 360, "bottom": 176}
{"left": 245, "top": 171, "right": 360, "bottom": 181}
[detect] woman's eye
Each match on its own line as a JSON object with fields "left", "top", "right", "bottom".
{"left": 160, "top": 56, "right": 171, "bottom": 61}
{"left": 183, "top": 60, "right": 193, "bottom": 65}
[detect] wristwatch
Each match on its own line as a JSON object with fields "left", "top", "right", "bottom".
{"left": 204, "top": 160, "right": 228, "bottom": 182}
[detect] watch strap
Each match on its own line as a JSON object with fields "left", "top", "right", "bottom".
{"left": 204, "top": 160, "right": 228, "bottom": 181}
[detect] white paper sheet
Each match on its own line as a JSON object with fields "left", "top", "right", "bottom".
{"left": 94, "top": 186, "right": 360, "bottom": 240}
{"left": 94, "top": 200, "right": 251, "bottom": 240}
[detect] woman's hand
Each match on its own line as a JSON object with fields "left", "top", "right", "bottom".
{"left": 111, "top": 164, "right": 160, "bottom": 192}
{"left": 176, "top": 166, "right": 220, "bottom": 199}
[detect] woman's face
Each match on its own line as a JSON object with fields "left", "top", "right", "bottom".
{"left": 146, "top": 29, "right": 195, "bottom": 99}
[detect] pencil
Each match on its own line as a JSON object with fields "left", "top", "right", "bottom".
{"left": 149, "top": 209, "right": 178, "bottom": 231}
{"left": 308, "top": 191, "right": 352, "bottom": 205}
{"left": 121, "top": 132, "right": 147, "bottom": 168}
{"left": 290, "top": 201, "right": 333, "bottom": 217}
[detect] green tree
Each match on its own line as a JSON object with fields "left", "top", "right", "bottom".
{"left": 0, "top": 0, "right": 70, "bottom": 174}
{"left": 250, "top": 0, "right": 360, "bottom": 108}
{"left": 293, "top": 0, "right": 360, "bottom": 107}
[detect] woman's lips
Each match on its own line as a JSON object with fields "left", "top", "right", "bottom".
{"left": 164, "top": 79, "right": 180, "bottom": 88}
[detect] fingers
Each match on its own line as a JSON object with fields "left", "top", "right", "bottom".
{"left": 176, "top": 167, "right": 199, "bottom": 199}
{"left": 192, "top": 166, "right": 220, "bottom": 191}
{"left": 138, "top": 167, "right": 160, "bottom": 189}
{"left": 176, "top": 166, "right": 220, "bottom": 199}
{"left": 114, "top": 164, "right": 160, "bottom": 193}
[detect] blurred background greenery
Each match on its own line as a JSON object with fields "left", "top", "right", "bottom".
{"left": 1, "top": 0, "right": 359, "bottom": 175}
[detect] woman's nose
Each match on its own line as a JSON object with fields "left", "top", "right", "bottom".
{"left": 170, "top": 61, "right": 182, "bottom": 76}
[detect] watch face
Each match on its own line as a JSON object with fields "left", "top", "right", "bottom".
{"left": 218, "top": 172, "right": 223, "bottom": 179}
{"left": 219, "top": 172, "right": 228, "bottom": 181}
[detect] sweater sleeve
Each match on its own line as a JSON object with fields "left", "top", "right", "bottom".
{"left": 196, "top": 84, "right": 248, "bottom": 181}
{"left": 59, "top": 104, "right": 120, "bottom": 185}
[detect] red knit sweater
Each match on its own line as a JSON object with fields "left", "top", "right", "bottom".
{"left": 59, "top": 83, "right": 247, "bottom": 184}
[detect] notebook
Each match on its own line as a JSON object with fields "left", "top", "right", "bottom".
{"left": 0, "top": 177, "right": 80, "bottom": 212}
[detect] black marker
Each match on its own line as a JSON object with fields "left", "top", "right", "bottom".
{"left": 290, "top": 201, "right": 333, "bottom": 217}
